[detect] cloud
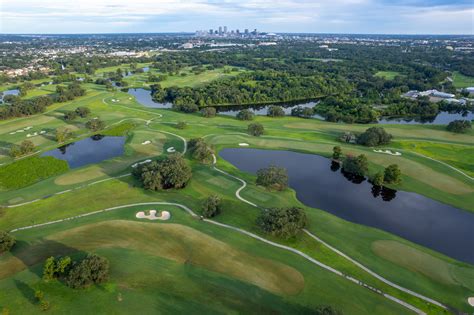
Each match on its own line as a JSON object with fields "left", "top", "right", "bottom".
{"left": 0, "top": 0, "right": 472, "bottom": 34}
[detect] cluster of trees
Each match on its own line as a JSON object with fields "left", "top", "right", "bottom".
{"left": 43, "top": 254, "right": 109, "bottom": 289}
{"left": 291, "top": 106, "right": 314, "bottom": 118}
{"left": 63, "top": 106, "right": 91, "bottom": 121}
{"left": 55, "top": 128, "right": 73, "bottom": 143}
{"left": 357, "top": 127, "right": 392, "bottom": 146}
{"left": 381, "top": 96, "right": 439, "bottom": 118}
{"left": 446, "top": 120, "right": 472, "bottom": 133}
{"left": 256, "top": 165, "right": 288, "bottom": 191}
{"left": 201, "top": 107, "right": 216, "bottom": 118}
{"left": 314, "top": 96, "right": 379, "bottom": 124}
{"left": 10, "top": 140, "right": 35, "bottom": 158}
{"left": 267, "top": 105, "right": 285, "bottom": 117}
{"left": 342, "top": 154, "right": 369, "bottom": 177}
{"left": 0, "top": 95, "right": 52, "bottom": 120}
{"left": 372, "top": 164, "right": 402, "bottom": 186}
{"left": 202, "top": 195, "right": 222, "bottom": 218}
{"left": 188, "top": 138, "right": 214, "bottom": 164}
{"left": 133, "top": 154, "right": 192, "bottom": 191}
{"left": 248, "top": 123, "right": 264, "bottom": 136}
{"left": 236, "top": 109, "right": 254, "bottom": 121}
{"left": 55, "top": 82, "right": 86, "bottom": 103}
{"left": 0, "top": 230, "right": 15, "bottom": 253}
{"left": 85, "top": 118, "right": 106, "bottom": 132}
{"left": 257, "top": 207, "right": 307, "bottom": 239}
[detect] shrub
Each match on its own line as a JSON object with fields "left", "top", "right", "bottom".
{"left": 75, "top": 106, "right": 91, "bottom": 118}
{"left": 446, "top": 120, "right": 471, "bottom": 133}
{"left": 201, "top": 107, "right": 216, "bottom": 118}
{"left": 256, "top": 165, "right": 288, "bottom": 190}
{"left": 0, "top": 156, "right": 68, "bottom": 189}
{"left": 43, "top": 256, "right": 72, "bottom": 280}
{"left": 267, "top": 105, "right": 285, "bottom": 117}
{"left": 236, "top": 109, "right": 254, "bottom": 121}
{"left": 257, "top": 207, "right": 307, "bottom": 239}
{"left": 55, "top": 127, "right": 73, "bottom": 143}
{"left": 332, "top": 146, "right": 342, "bottom": 160}
{"left": 291, "top": 106, "right": 314, "bottom": 118}
{"left": 188, "top": 138, "right": 214, "bottom": 164}
{"left": 85, "top": 118, "right": 106, "bottom": 132}
{"left": 342, "top": 154, "right": 368, "bottom": 177}
{"left": 63, "top": 111, "right": 77, "bottom": 121}
{"left": 0, "top": 231, "right": 15, "bottom": 253}
{"left": 10, "top": 140, "right": 35, "bottom": 158}
{"left": 66, "top": 254, "right": 109, "bottom": 289}
{"left": 176, "top": 121, "right": 187, "bottom": 129}
{"left": 248, "top": 123, "right": 264, "bottom": 136}
{"left": 357, "top": 127, "right": 392, "bottom": 146}
{"left": 202, "top": 195, "right": 222, "bottom": 218}
{"left": 173, "top": 103, "right": 199, "bottom": 113}
{"left": 384, "top": 164, "right": 402, "bottom": 184}
{"left": 372, "top": 172, "right": 384, "bottom": 186}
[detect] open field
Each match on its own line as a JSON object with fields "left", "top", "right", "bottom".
{"left": 0, "top": 68, "right": 473, "bottom": 314}
{"left": 374, "top": 71, "right": 404, "bottom": 80}
{"left": 452, "top": 71, "right": 474, "bottom": 88}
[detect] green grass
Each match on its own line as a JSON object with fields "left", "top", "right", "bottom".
{"left": 452, "top": 71, "right": 474, "bottom": 88}
{"left": 374, "top": 71, "right": 404, "bottom": 80}
{"left": 0, "top": 156, "right": 68, "bottom": 190}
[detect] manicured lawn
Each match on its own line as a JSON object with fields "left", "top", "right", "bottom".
{"left": 375, "top": 71, "right": 404, "bottom": 80}
{"left": 452, "top": 71, "right": 474, "bottom": 88}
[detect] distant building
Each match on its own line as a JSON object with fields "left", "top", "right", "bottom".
{"left": 182, "top": 43, "right": 193, "bottom": 49}
{"left": 224, "top": 26, "right": 227, "bottom": 34}
{"left": 218, "top": 26, "right": 223, "bottom": 35}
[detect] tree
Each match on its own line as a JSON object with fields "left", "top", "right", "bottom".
{"left": 342, "top": 154, "right": 368, "bottom": 177}
{"left": 43, "top": 256, "right": 71, "bottom": 280}
{"left": 332, "top": 146, "right": 342, "bottom": 160}
{"left": 267, "top": 105, "right": 285, "bottom": 117}
{"left": 75, "top": 106, "right": 91, "bottom": 118}
{"left": 0, "top": 230, "right": 15, "bottom": 253}
{"left": 85, "top": 118, "right": 105, "bottom": 132}
{"left": 446, "top": 120, "right": 471, "bottom": 133}
{"left": 159, "top": 154, "right": 192, "bottom": 189}
{"left": 176, "top": 121, "right": 187, "bottom": 129}
{"left": 384, "top": 164, "right": 402, "bottom": 184}
{"left": 372, "top": 172, "right": 384, "bottom": 186}
{"left": 173, "top": 103, "right": 199, "bottom": 113}
{"left": 248, "top": 123, "right": 264, "bottom": 136}
{"left": 43, "top": 257, "right": 57, "bottom": 280}
{"left": 66, "top": 254, "right": 109, "bottom": 289}
{"left": 10, "top": 140, "right": 35, "bottom": 157}
{"left": 357, "top": 127, "right": 392, "bottom": 146}
{"left": 256, "top": 207, "right": 307, "bottom": 239}
{"left": 85, "top": 254, "right": 109, "bottom": 284}
{"left": 55, "top": 128, "right": 72, "bottom": 143}
{"left": 291, "top": 106, "right": 314, "bottom": 118}
{"left": 188, "top": 138, "right": 214, "bottom": 164}
{"left": 66, "top": 260, "right": 93, "bottom": 289}
{"left": 315, "top": 305, "right": 343, "bottom": 315}
{"left": 201, "top": 107, "right": 216, "bottom": 118}
{"left": 236, "top": 109, "right": 254, "bottom": 121}
{"left": 202, "top": 195, "right": 222, "bottom": 218}
{"left": 256, "top": 165, "right": 288, "bottom": 190}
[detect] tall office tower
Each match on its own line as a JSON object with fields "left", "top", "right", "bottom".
{"left": 244, "top": 29, "right": 249, "bottom": 35}
{"left": 236, "top": 29, "right": 240, "bottom": 34}
{"left": 224, "top": 26, "right": 228, "bottom": 33}
{"left": 209, "top": 29, "right": 213, "bottom": 35}
{"left": 219, "top": 26, "right": 223, "bottom": 35}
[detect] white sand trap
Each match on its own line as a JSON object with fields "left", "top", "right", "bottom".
{"left": 141, "top": 140, "right": 151, "bottom": 145}
{"left": 468, "top": 297, "right": 474, "bottom": 306}
{"left": 166, "top": 147, "right": 176, "bottom": 153}
{"left": 24, "top": 126, "right": 32, "bottom": 130}
{"left": 239, "top": 143, "right": 249, "bottom": 146}
{"left": 131, "top": 159, "right": 152, "bottom": 168}
{"left": 373, "top": 149, "right": 401, "bottom": 156}
{"left": 136, "top": 210, "right": 171, "bottom": 221}
{"left": 40, "top": 130, "right": 46, "bottom": 134}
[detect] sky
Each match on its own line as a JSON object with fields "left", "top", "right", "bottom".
{"left": 0, "top": 0, "right": 473, "bottom": 35}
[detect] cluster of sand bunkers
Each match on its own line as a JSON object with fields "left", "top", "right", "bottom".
{"left": 373, "top": 149, "right": 402, "bottom": 156}
{"left": 9, "top": 126, "right": 33, "bottom": 135}
{"left": 136, "top": 210, "right": 171, "bottom": 221}
{"left": 238, "top": 143, "right": 249, "bottom": 147}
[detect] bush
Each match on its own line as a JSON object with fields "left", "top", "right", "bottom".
{"left": 202, "top": 195, "right": 222, "bottom": 218}
{"left": 66, "top": 254, "right": 109, "bottom": 289}
{"left": 10, "top": 140, "right": 35, "bottom": 158}
{"left": 267, "top": 105, "right": 285, "bottom": 117}
{"left": 342, "top": 154, "right": 368, "bottom": 177}
{"left": 43, "top": 256, "right": 72, "bottom": 280}
{"left": 371, "top": 172, "right": 384, "bottom": 186}
{"left": 0, "top": 156, "right": 68, "bottom": 189}
{"left": 384, "top": 164, "right": 402, "bottom": 184}
{"left": 85, "top": 118, "right": 106, "bottom": 132}
{"left": 55, "top": 127, "right": 73, "bottom": 143}
{"left": 332, "top": 146, "right": 342, "bottom": 160}
{"left": 188, "top": 138, "right": 214, "bottom": 164}
{"left": 446, "top": 120, "right": 471, "bottom": 133}
{"left": 201, "top": 107, "right": 216, "bottom": 118}
{"left": 256, "top": 165, "right": 288, "bottom": 190}
{"left": 173, "top": 103, "right": 199, "bottom": 113}
{"left": 63, "top": 111, "right": 77, "bottom": 121}
{"left": 135, "top": 154, "right": 192, "bottom": 190}
{"left": 0, "top": 231, "right": 15, "bottom": 253}
{"left": 291, "top": 106, "right": 314, "bottom": 118}
{"left": 357, "top": 127, "right": 392, "bottom": 146}
{"left": 248, "top": 123, "right": 264, "bottom": 136}
{"left": 257, "top": 207, "right": 307, "bottom": 239}
{"left": 176, "top": 121, "right": 187, "bottom": 129}
{"left": 75, "top": 107, "right": 91, "bottom": 118}
{"left": 236, "top": 109, "right": 254, "bottom": 121}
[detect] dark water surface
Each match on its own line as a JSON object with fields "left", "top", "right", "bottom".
{"left": 127, "top": 88, "right": 172, "bottom": 108}
{"left": 42, "top": 135, "right": 125, "bottom": 168}
{"left": 379, "top": 111, "right": 474, "bottom": 124}
{"left": 220, "top": 148, "right": 474, "bottom": 264}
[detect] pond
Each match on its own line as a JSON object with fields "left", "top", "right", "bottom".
{"left": 42, "top": 135, "right": 125, "bottom": 168}
{"left": 0, "top": 89, "right": 20, "bottom": 103}
{"left": 215, "top": 101, "right": 324, "bottom": 118}
{"left": 127, "top": 88, "right": 172, "bottom": 108}
{"left": 379, "top": 111, "right": 474, "bottom": 124}
{"left": 219, "top": 148, "right": 474, "bottom": 264}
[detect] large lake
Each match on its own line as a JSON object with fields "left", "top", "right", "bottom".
{"left": 42, "top": 135, "right": 125, "bottom": 168}
{"left": 220, "top": 148, "right": 474, "bottom": 264}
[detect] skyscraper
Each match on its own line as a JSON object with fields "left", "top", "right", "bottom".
{"left": 224, "top": 26, "right": 228, "bottom": 34}
{"left": 218, "top": 26, "right": 223, "bottom": 35}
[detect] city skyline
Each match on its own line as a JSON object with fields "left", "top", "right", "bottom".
{"left": 0, "top": 0, "right": 472, "bottom": 35}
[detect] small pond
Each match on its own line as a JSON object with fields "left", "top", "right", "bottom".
{"left": 220, "top": 148, "right": 474, "bottom": 264}
{"left": 215, "top": 101, "right": 324, "bottom": 118}
{"left": 127, "top": 88, "right": 172, "bottom": 108}
{"left": 0, "top": 89, "right": 20, "bottom": 103}
{"left": 42, "top": 135, "right": 125, "bottom": 168}
{"left": 379, "top": 111, "right": 474, "bottom": 124}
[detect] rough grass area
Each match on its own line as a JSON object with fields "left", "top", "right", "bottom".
{"left": 0, "top": 156, "right": 68, "bottom": 189}
{"left": 452, "top": 71, "right": 474, "bottom": 88}
{"left": 102, "top": 122, "right": 137, "bottom": 136}
{"left": 374, "top": 71, "right": 403, "bottom": 80}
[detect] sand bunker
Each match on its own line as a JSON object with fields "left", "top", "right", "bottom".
{"left": 10, "top": 126, "right": 34, "bottom": 135}
{"left": 167, "top": 147, "right": 176, "bottom": 153}
{"left": 136, "top": 210, "right": 171, "bottom": 221}
{"left": 142, "top": 140, "right": 151, "bottom": 145}
{"left": 468, "top": 297, "right": 474, "bottom": 307}
{"left": 373, "top": 149, "right": 401, "bottom": 156}
{"left": 239, "top": 143, "right": 249, "bottom": 147}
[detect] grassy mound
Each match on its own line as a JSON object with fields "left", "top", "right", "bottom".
{"left": 0, "top": 156, "right": 68, "bottom": 190}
